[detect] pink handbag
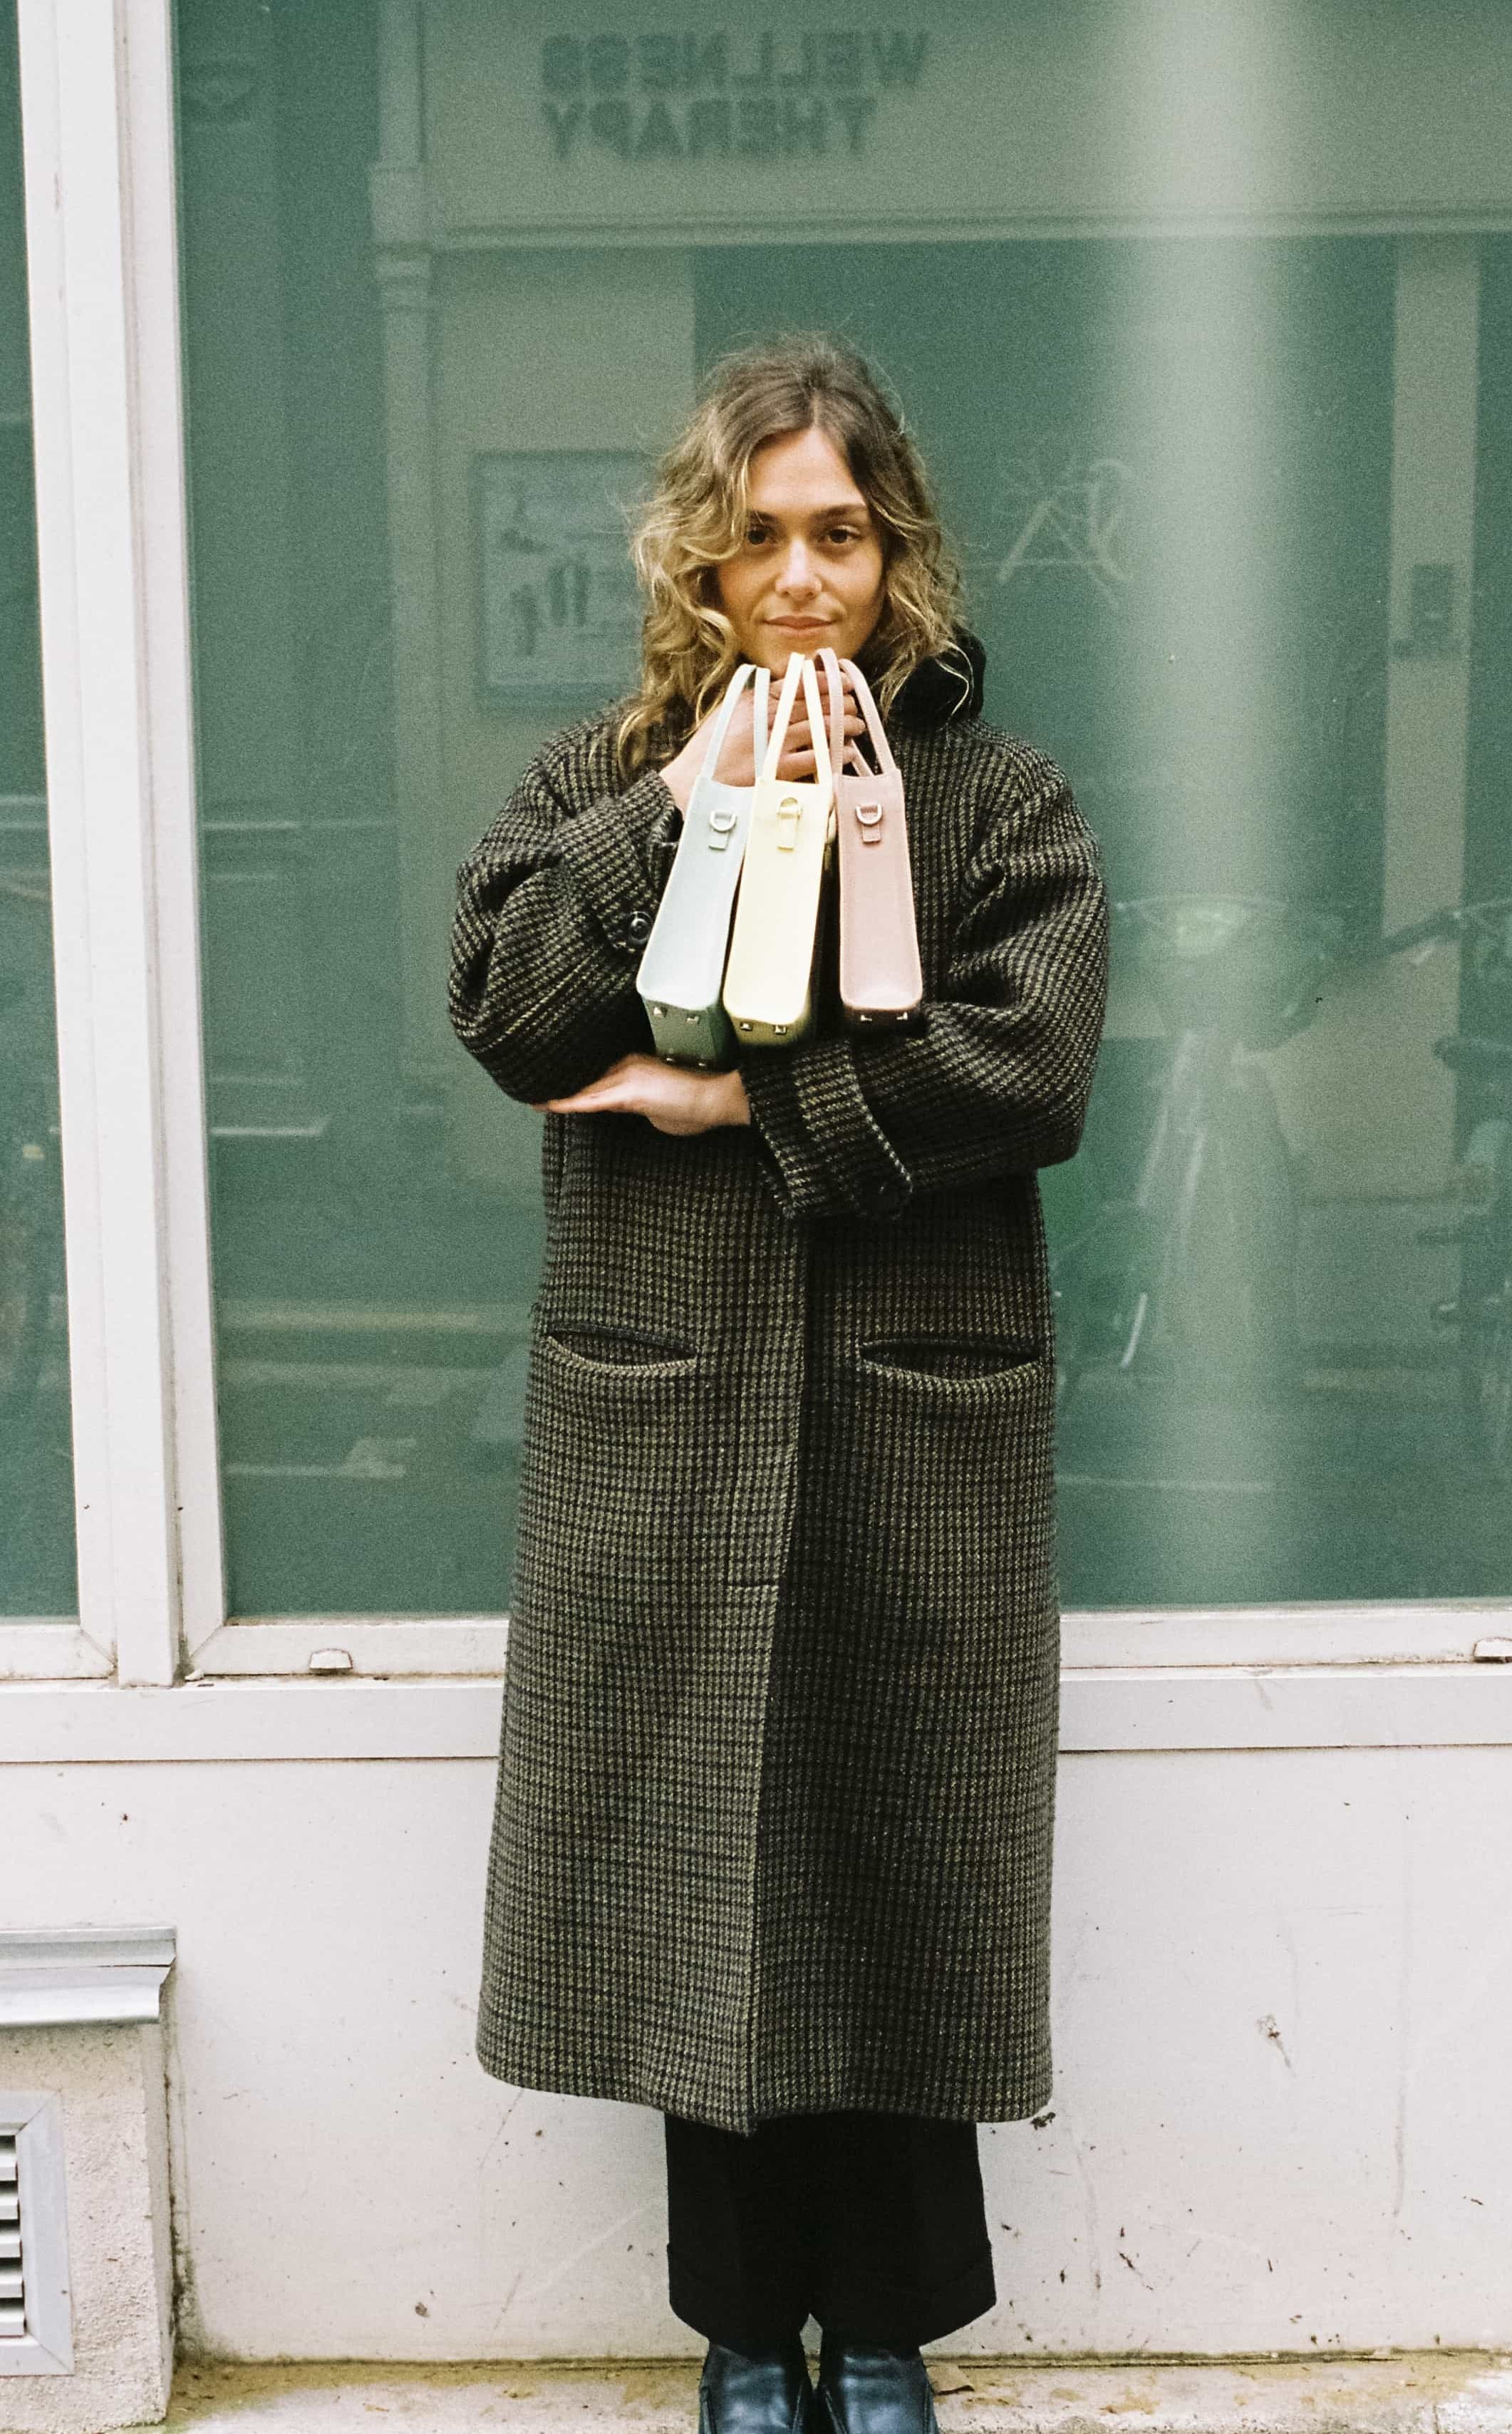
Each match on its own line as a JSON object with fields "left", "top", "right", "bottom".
{"left": 818, "top": 650, "right": 924, "bottom": 1029}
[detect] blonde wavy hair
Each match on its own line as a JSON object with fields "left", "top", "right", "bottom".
{"left": 616, "top": 334, "right": 967, "bottom": 776}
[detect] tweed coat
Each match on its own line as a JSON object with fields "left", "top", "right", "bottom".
{"left": 448, "top": 651, "right": 1109, "bottom": 2135}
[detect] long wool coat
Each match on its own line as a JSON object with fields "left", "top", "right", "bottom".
{"left": 448, "top": 649, "right": 1109, "bottom": 2135}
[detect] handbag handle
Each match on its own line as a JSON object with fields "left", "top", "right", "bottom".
{"left": 695, "top": 659, "right": 770, "bottom": 792}
{"left": 760, "top": 651, "right": 832, "bottom": 796}
{"left": 818, "top": 648, "right": 898, "bottom": 780}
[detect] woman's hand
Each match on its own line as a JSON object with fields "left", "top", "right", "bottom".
{"left": 660, "top": 661, "right": 866, "bottom": 808}
{"left": 534, "top": 1054, "right": 751, "bottom": 1136}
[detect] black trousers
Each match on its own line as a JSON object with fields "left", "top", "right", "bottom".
{"left": 664, "top": 2112, "right": 995, "bottom": 2353}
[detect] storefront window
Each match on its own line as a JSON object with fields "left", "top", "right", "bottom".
{"left": 175, "top": 0, "right": 1512, "bottom": 1615}
{"left": 0, "top": 0, "right": 75, "bottom": 1617}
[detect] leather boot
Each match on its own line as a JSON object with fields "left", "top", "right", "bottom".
{"left": 815, "top": 2341, "right": 939, "bottom": 2434}
{"left": 698, "top": 2338, "right": 815, "bottom": 2434}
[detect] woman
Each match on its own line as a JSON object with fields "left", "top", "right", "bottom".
{"left": 448, "top": 335, "right": 1109, "bottom": 2434}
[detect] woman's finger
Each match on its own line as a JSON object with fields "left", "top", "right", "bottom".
{"left": 542, "top": 1053, "right": 720, "bottom": 1130}
{"left": 540, "top": 1061, "right": 640, "bottom": 1111}
{"left": 714, "top": 694, "right": 759, "bottom": 784}
{"left": 785, "top": 713, "right": 866, "bottom": 747}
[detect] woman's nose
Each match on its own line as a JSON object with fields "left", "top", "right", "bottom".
{"left": 773, "top": 542, "right": 820, "bottom": 597}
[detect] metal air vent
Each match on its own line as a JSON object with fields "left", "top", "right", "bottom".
{"left": 0, "top": 2133, "right": 21, "bottom": 2338}
{"left": 0, "top": 2098, "right": 72, "bottom": 2373}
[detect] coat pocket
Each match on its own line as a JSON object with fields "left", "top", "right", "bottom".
{"left": 819, "top": 1341, "right": 1057, "bottom": 1623}
{"left": 859, "top": 1334, "right": 1045, "bottom": 1385}
{"left": 512, "top": 1323, "right": 715, "bottom": 1617}
{"left": 539, "top": 1323, "right": 700, "bottom": 1381}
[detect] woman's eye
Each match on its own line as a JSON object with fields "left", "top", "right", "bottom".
{"left": 744, "top": 524, "right": 772, "bottom": 547}
{"left": 826, "top": 525, "right": 861, "bottom": 546}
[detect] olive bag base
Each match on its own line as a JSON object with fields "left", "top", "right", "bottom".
{"left": 644, "top": 999, "right": 734, "bottom": 1069}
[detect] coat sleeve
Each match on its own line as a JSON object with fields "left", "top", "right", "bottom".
{"left": 447, "top": 743, "right": 680, "bottom": 1103}
{"left": 737, "top": 759, "right": 1110, "bottom": 1222}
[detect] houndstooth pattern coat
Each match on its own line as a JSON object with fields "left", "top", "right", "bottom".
{"left": 449, "top": 652, "right": 1109, "bottom": 2135}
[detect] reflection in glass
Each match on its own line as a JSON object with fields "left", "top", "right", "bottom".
{"left": 0, "top": 0, "right": 76, "bottom": 1616}
{"left": 177, "top": 0, "right": 537, "bottom": 1617}
{"left": 177, "top": 0, "right": 1512, "bottom": 1614}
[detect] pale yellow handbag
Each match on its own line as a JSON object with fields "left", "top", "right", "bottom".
{"left": 721, "top": 653, "right": 835, "bottom": 1049}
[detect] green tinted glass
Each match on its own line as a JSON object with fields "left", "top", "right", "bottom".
{"left": 177, "top": 0, "right": 1512, "bottom": 1614}
{"left": 0, "top": 0, "right": 76, "bottom": 1617}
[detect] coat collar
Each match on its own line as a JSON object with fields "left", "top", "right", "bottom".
{"left": 889, "top": 631, "right": 985, "bottom": 728}
{"left": 642, "top": 633, "right": 985, "bottom": 763}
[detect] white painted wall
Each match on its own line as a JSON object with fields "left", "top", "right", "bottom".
{"left": 5, "top": 1735, "right": 1510, "bottom": 2362}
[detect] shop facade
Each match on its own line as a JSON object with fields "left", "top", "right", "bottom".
{"left": 2, "top": 0, "right": 1512, "bottom": 2383}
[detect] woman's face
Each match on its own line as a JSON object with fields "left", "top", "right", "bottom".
{"left": 714, "top": 424, "right": 887, "bottom": 674}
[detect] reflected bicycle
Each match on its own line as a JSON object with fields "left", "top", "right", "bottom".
{"left": 1050, "top": 889, "right": 1512, "bottom": 1440}
{"left": 1050, "top": 892, "right": 1343, "bottom": 1408}
{"left": 1399, "top": 897, "right": 1512, "bottom": 1472}
{"left": 0, "top": 877, "right": 61, "bottom": 1433}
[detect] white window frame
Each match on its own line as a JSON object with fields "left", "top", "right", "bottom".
{"left": 8, "top": 0, "right": 1512, "bottom": 1739}
{"left": 16, "top": 0, "right": 214, "bottom": 1687}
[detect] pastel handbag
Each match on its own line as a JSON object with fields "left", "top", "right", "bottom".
{"left": 818, "top": 649, "right": 924, "bottom": 1030}
{"left": 636, "top": 660, "right": 770, "bottom": 1066}
{"left": 721, "top": 653, "right": 835, "bottom": 1050}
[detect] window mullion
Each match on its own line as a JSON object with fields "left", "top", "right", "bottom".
{"left": 17, "top": 0, "right": 222, "bottom": 1684}
{"left": 120, "top": 0, "right": 227, "bottom": 1664}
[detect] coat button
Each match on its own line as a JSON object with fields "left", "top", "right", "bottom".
{"left": 626, "top": 908, "right": 652, "bottom": 945}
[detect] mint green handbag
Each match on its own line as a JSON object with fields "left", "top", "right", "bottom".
{"left": 636, "top": 661, "right": 770, "bottom": 1066}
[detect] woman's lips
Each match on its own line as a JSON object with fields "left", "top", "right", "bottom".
{"left": 769, "top": 618, "right": 831, "bottom": 634}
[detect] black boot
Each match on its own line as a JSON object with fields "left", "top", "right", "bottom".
{"left": 698, "top": 2338, "right": 815, "bottom": 2434}
{"left": 815, "top": 2341, "right": 938, "bottom": 2434}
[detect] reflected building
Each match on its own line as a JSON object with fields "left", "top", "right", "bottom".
{"left": 163, "top": 0, "right": 1512, "bottom": 1616}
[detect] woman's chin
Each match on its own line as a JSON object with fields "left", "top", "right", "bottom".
{"left": 744, "top": 633, "right": 838, "bottom": 672}
{"left": 741, "top": 639, "right": 805, "bottom": 674}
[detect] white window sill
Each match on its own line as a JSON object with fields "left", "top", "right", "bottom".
{"left": 1, "top": 1661, "right": 1512, "bottom": 1760}
{"left": 177, "top": 1602, "right": 1512, "bottom": 1685}
{"left": 0, "top": 1624, "right": 112, "bottom": 1681}
{"left": 11, "top": 1597, "right": 1509, "bottom": 1693}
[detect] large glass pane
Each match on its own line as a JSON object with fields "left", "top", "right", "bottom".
{"left": 176, "top": 0, "right": 1512, "bottom": 1615}
{"left": 0, "top": 0, "right": 75, "bottom": 1616}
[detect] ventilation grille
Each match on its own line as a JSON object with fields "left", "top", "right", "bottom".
{"left": 0, "top": 2133, "right": 21, "bottom": 2339}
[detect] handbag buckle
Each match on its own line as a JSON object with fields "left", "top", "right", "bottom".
{"left": 854, "top": 800, "right": 884, "bottom": 846}
{"left": 776, "top": 795, "right": 801, "bottom": 852}
{"left": 707, "top": 802, "right": 739, "bottom": 852}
